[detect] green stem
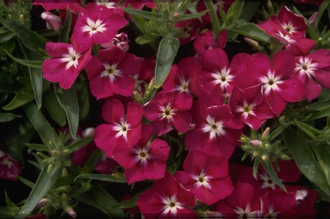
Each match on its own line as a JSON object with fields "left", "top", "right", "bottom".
{"left": 205, "top": 0, "right": 221, "bottom": 41}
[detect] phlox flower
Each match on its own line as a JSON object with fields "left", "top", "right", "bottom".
{"left": 236, "top": 50, "right": 305, "bottom": 117}
{"left": 85, "top": 46, "right": 142, "bottom": 100}
{"left": 193, "top": 29, "right": 227, "bottom": 55}
{"left": 112, "top": 124, "right": 170, "bottom": 184}
{"left": 94, "top": 99, "right": 143, "bottom": 158}
{"left": 144, "top": 92, "right": 192, "bottom": 136}
{"left": 31, "top": 0, "right": 82, "bottom": 12}
{"left": 42, "top": 40, "right": 92, "bottom": 89}
{"left": 174, "top": 151, "right": 233, "bottom": 205}
{"left": 0, "top": 150, "right": 21, "bottom": 181}
{"left": 136, "top": 172, "right": 197, "bottom": 218}
{"left": 71, "top": 3, "right": 128, "bottom": 52}
{"left": 292, "top": 49, "right": 330, "bottom": 101}
{"left": 175, "top": 19, "right": 202, "bottom": 45}
{"left": 185, "top": 101, "right": 241, "bottom": 158}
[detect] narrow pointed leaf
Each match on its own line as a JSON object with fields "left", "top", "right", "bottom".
{"left": 226, "top": 0, "right": 244, "bottom": 22}
{"left": 43, "top": 89, "right": 66, "bottom": 127}
{"left": 260, "top": 160, "right": 287, "bottom": 192}
{"left": 3, "top": 50, "right": 43, "bottom": 69}
{"left": 59, "top": 9, "right": 72, "bottom": 43}
{"left": 29, "top": 68, "right": 44, "bottom": 109}
{"left": 54, "top": 84, "right": 79, "bottom": 139}
{"left": 121, "top": 7, "right": 162, "bottom": 20}
{"left": 82, "top": 150, "right": 102, "bottom": 174}
{"left": 0, "top": 27, "right": 15, "bottom": 43}
{"left": 65, "top": 135, "right": 93, "bottom": 153}
{"left": 0, "top": 18, "right": 47, "bottom": 54}
{"left": 154, "top": 37, "right": 180, "bottom": 88}
{"left": 313, "top": 146, "right": 330, "bottom": 187}
{"left": 283, "top": 127, "right": 330, "bottom": 196}
{"left": 75, "top": 174, "right": 126, "bottom": 183}
{"left": 179, "top": 10, "right": 208, "bottom": 20}
{"left": 2, "top": 87, "right": 35, "bottom": 111}
{"left": 16, "top": 176, "right": 35, "bottom": 189}
{"left": 109, "top": 191, "right": 144, "bottom": 209}
{"left": 294, "top": 120, "right": 321, "bottom": 140}
{"left": 0, "top": 113, "right": 21, "bottom": 122}
{"left": 25, "top": 143, "right": 49, "bottom": 151}
{"left": 16, "top": 165, "right": 60, "bottom": 219}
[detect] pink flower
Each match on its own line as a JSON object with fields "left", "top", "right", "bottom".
{"left": 71, "top": 3, "right": 128, "bottom": 52}
{"left": 236, "top": 51, "right": 305, "bottom": 117}
{"left": 292, "top": 49, "right": 330, "bottom": 101}
{"left": 175, "top": 19, "right": 202, "bottom": 45}
{"left": 31, "top": 0, "right": 82, "bottom": 12}
{"left": 174, "top": 151, "right": 233, "bottom": 205}
{"left": 112, "top": 124, "right": 170, "bottom": 184}
{"left": 41, "top": 12, "right": 62, "bottom": 31}
{"left": 193, "top": 29, "right": 228, "bottom": 55}
{"left": 42, "top": 40, "right": 92, "bottom": 89}
{"left": 144, "top": 92, "right": 192, "bottom": 136}
{"left": 0, "top": 150, "right": 21, "bottom": 181}
{"left": 85, "top": 46, "right": 142, "bottom": 100}
{"left": 136, "top": 172, "right": 197, "bottom": 217}
{"left": 185, "top": 101, "right": 241, "bottom": 158}
{"left": 94, "top": 99, "right": 143, "bottom": 158}
{"left": 228, "top": 85, "right": 274, "bottom": 130}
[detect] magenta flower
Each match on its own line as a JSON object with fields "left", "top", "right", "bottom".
{"left": 175, "top": 19, "right": 202, "bottom": 45}
{"left": 0, "top": 150, "right": 21, "bottom": 181}
{"left": 193, "top": 29, "right": 227, "bottom": 55}
{"left": 201, "top": 48, "right": 249, "bottom": 95}
{"left": 71, "top": 3, "right": 128, "bottom": 52}
{"left": 292, "top": 49, "right": 330, "bottom": 101}
{"left": 85, "top": 46, "right": 142, "bottom": 100}
{"left": 94, "top": 99, "right": 143, "bottom": 158}
{"left": 236, "top": 51, "right": 305, "bottom": 117}
{"left": 144, "top": 92, "right": 192, "bottom": 136}
{"left": 136, "top": 172, "right": 197, "bottom": 217}
{"left": 112, "top": 124, "right": 170, "bottom": 184}
{"left": 42, "top": 40, "right": 92, "bottom": 89}
{"left": 228, "top": 85, "right": 274, "bottom": 130}
{"left": 185, "top": 101, "right": 241, "bottom": 158}
{"left": 174, "top": 151, "right": 233, "bottom": 205}
{"left": 162, "top": 56, "right": 202, "bottom": 98}
{"left": 32, "top": 0, "right": 82, "bottom": 12}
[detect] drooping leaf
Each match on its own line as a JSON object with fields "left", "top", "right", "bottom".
{"left": 154, "top": 37, "right": 180, "bottom": 88}
{"left": 29, "top": 68, "right": 44, "bottom": 109}
{"left": 109, "top": 190, "right": 144, "bottom": 209}
{"left": 121, "top": 7, "right": 162, "bottom": 20}
{"left": 0, "top": 113, "right": 21, "bottom": 122}
{"left": 43, "top": 89, "right": 66, "bottom": 127}
{"left": 65, "top": 135, "right": 93, "bottom": 153}
{"left": 54, "top": 84, "right": 79, "bottom": 139}
{"left": 313, "top": 145, "right": 330, "bottom": 187}
{"left": 0, "top": 26, "right": 15, "bottom": 43}
{"left": 0, "top": 18, "right": 47, "bottom": 54}
{"left": 16, "top": 165, "right": 60, "bottom": 219}
{"left": 179, "top": 10, "right": 208, "bottom": 20}
{"left": 226, "top": 0, "right": 244, "bottom": 22}
{"left": 294, "top": 120, "right": 321, "bottom": 140}
{"left": 3, "top": 50, "right": 42, "bottom": 69}
{"left": 16, "top": 176, "right": 35, "bottom": 189}
{"left": 2, "top": 87, "right": 34, "bottom": 111}
{"left": 260, "top": 160, "right": 287, "bottom": 192}
{"left": 25, "top": 143, "right": 49, "bottom": 152}
{"left": 283, "top": 127, "right": 330, "bottom": 196}
{"left": 306, "top": 99, "right": 330, "bottom": 110}
{"left": 75, "top": 174, "right": 127, "bottom": 183}
{"left": 59, "top": 9, "right": 72, "bottom": 43}
{"left": 23, "top": 102, "right": 58, "bottom": 147}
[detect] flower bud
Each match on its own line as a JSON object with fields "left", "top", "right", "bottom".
{"left": 36, "top": 198, "right": 49, "bottom": 209}
{"left": 309, "top": 12, "right": 318, "bottom": 27}
{"left": 66, "top": 207, "right": 77, "bottom": 218}
{"left": 62, "top": 167, "right": 68, "bottom": 177}
{"left": 41, "top": 12, "right": 62, "bottom": 31}
{"left": 133, "top": 91, "right": 142, "bottom": 103}
{"left": 249, "top": 140, "right": 262, "bottom": 148}
{"left": 173, "top": 12, "right": 179, "bottom": 18}
{"left": 261, "top": 127, "right": 270, "bottom": 140}
{"left": 261, "top": 154, "right": 268, "bottom": 161}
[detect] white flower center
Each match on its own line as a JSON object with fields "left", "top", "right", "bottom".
{"left": 202, "top": 115, "right": 225, "bottom": 140}
{"left": 193, "top": 170, "right": 212, "bottom": 189}
{"left": 2, "top": 158, "right": 13, "bottom": 167}
{"left": 161, "top": 195, "right": 184, "bottom": 215}
{"left": 282, "top": 22, "right": 296, "bottom": 34}
{"left": 260, "top": 71, "right": 282, "bottom": 95}
{"left": 236, "top": 102, "right": 256, "bottom": 119}
{"left": 113, "top": 118, "right": 130, "bottom": 141}
{"left": 60, "top": 47, "right": 81, "bottom": 70}
{"left": 211, "top": 68, "right": 233, "bottom": 91}
{"left": 259, "top": 172, "right": 276, "bottom": 190}
{"left": 264, "top": 205, "right": 279, "bottom": 218}
{"left": 234, "top": 204, "right": 258, "bottom": 218}
{"left": 294, "top": 57, "right": 318, "bottom": 77}
{"left": 95, "top": 0, "right": 116, "bottom": 8}
{"left": 159, "top": 104, "right": 176, "bottom": 121}
{"left": 175, "top": 77, "right": 191, "bottom": 93}
{"left": 277, "top": 31, "right": 296, "bottom": 44}
{"left": 132, "top": 147, "right": 151, "bottom": 165}
{"left": 82, "top": 18, "right": 107, "bottom": 36}
{"left": 100, "top": 63, "right": 122, "bottom": 82}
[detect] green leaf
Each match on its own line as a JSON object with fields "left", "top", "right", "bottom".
{"left": 29, "top": 68, "right": 44, "bottom": 109}
{"left": 283, "top": 127, "right": 330, "bottom": 196}
{"left": 3, "top": 50, "right": 43, "bottom": 69}
{"left": 227, "top": 20, "right": 283, "bottom": 45}
{"left": 82, "top": 150, "right": 102, "bottom": 174}
{"left": 252, "top": 159, "right": 260, "bottom": 179}
{"left": 77, "top": 183, "right": 123, "bottom": 217}
{"left": 294, "top": 120, "right": 321, "bottom": 140}
{"left": 226, "top": 0, "right": 244, "bottom": 22}
{"left": 75, "top": 174, "right": 127, "bottom": 183}
{"left": 0, "top": 26, "right": 15, "bottom": 43}
{"left": 59, "top": 9, "right": 72, "bottom": 43}
{"left": 306, "top": 99, "right": 330, "bottom": 110}
{"left": 2, "top": 87, "right": 34, "bottom": 111}
{"left": 43, "top": 89, "right": 66, "bottom": 127}
{"left": 317, "top": 1, "right": 330, "bottom": 28}
{"left": 238, "top": 1, "right": 260, "bottom": 22}
{"left": 25, "top": 143, "right": 49, "bottom": 151}
{"left": 0, "top": 18, "right": 47, "bottom": 54}
{"left": 179, "top": 10, "right": 208, "bottom": 20}
{"left": 0, "top": 113, "right": 21, "bottom": 122}
{"left": 109, "top": 191, "right": 143, "bottom": 209}
{"left": 54, "top": 84, "right": 79, "bottom": 139}
{"left": 154, "top": 37, "right": 180, "bottom": 88}
{"left": 23, "top": 102, "right": 58, "bottom": 147}
{"left": 16, "top": 165, "right": 60, "bottom": 219}
{"left": 129, "top": 11, "right": 148, "bottom": 34}
{"left": 305, "top": 107, "right": 330, "bottom": 121}
{"left": 313, "top": 146, "right": 330, "bottom": 187}
{"left": 135, "top": 35, "right": 153, "bottom": 45}
{"left": 16, "top": 176, "right": 35, "bottom": 189}
{"left": 121, "top": 7, "right": 162, "bottom": 20}
{"left": 65, "top": 135, "right": 93, "bottom": 153}
{"left": 260, "top": 160, "right": 287, "bottom": 192}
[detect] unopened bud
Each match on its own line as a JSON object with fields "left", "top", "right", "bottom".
{"left": 62, "top": 167, "right": 68, "bottom": 177}
{"left": 244, "top": 37, "right": 259, "bottom": 48}
{"left": 252, "top": 151, "right": 258, "bottom": 157}
{"left": 309, "top": 12, "right": 318, "bottom": 27}
{"left": 19, "top": 14, "right": 24, "bottom": 23}
{"left": 173, "top": 12, "right": 179, "bottom": 18}
{"left": 262, "top": 127, "right": 270, "bottom": 140}
{"left": 133, "top": 91, "right": 142, "bottom": 103}
{"left": 249, "top": 140, "right": 262, "bottom": 148}
{"left": 52, "top": 150, "right": 57, "bottom": 155}
{"left": 36, "top": 198, "right": 49, "bottom": 209}
{"left": 149, "top": 77, "right": 155, "bottom": 90}
{"left": 66, "top": 207, "right": 77, "bottom": 218}
{"left": 41, "top": 12, "right": 62, "bottom": 31}
{"left": 261, "top": 154, "right": 268, "bottom": 161}
{"left": 47, "top": 164, "right": 55, "bottom": 173}
{"left": 264, "top": 143, "right": 271, "bottom": 150}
